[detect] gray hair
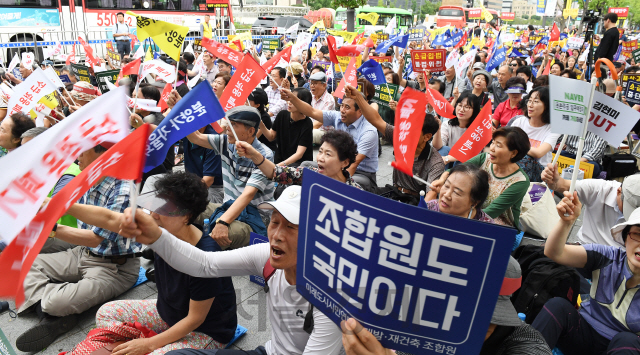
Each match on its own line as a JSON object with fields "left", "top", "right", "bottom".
{"left": 20, "top": 127, "right": 48, "bottom": 139}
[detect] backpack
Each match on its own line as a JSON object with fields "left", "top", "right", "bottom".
{"left": 262, "top": 259, "right": 314, "bottom": 334}
{"left": 511, "top": 245, "right": 581, "bottom": 324}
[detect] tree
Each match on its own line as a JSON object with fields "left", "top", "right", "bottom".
{"left": 377, "top": 0, "right": 384, "bottom": 6}
{"left": 310, "top": 0, "right": 332, "bottom": 10}
{"left": 421, "top": 1, "right": 441, "bottom": 15}
{"left": 333, "top": 0, "right": 368, "bottom": 31}
{"left": 522, "top": 14, "right": 529, "bottom": 19}
{"left": 531, "top": 14, "right": 541, "bottom": 20}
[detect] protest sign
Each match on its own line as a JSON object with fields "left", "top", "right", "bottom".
{"left": 0, "top": 325, "right": 16, "bottom": 355}
{"left": 549, "top": 75, "right": 592, "bottom": 137}
{"left": 191, "top": 38, "right": 203, "bottom": 53}
{"left": 621, "top": 40, "right": 637, "bottom": 59}
{"left": 445, "top": 50, "right": 459, "bottom": 69}
{"left": 552, "top": 153, "right": 594, "bottom": 179}
{"left": 220, "top": 54, "right": 267, "bottom": 111}
{"left": 333, "top": 57, "right": 358, "bottom": 99}
{"left": 297, "top": 170, "right": 514, "bottom": 354}
{"left": 371, "top": 83, "right": 399, "bottom": 107}
{"left": 201, "top": 38, "right": 243, "bottom": 68}
{"left": 311, "top": 60, "right": 332, "bottom": 73}
{"left": 262, "top": 46, "right": 292, "bottom": 74}
{"left": 391, "top": 88, "right": 427, "bottom": 175}
{"left": 95, "top": 69, "right": 120, "bottom": 94}
{"left": 21, "top": 52, "right": 34, "bottom": 68}
{"left": 589, "top": 91, "right": 640, "bottom": 147}
{"left": 371, "top": 56, "right": 393, "bottom": 64}
{"left": 336, "top": 55, "right": 362, "bottom": 73}
{"left": 454, "top": 49, "right": 477, "bottom": 79}
{"left": 0, "top": 88, "right": 129, "bottom": 247}
{"left": 468, "top": 8, "right": 481, "bottom": 19}
{"left": 408, "top": 27, "right": 425, "bottom": 42}
{"left": 425, "top": 87, "right": 456, "bottom": 119}
{"left": 622, "top": 73, "right": 640, "bottom": 91}
{"left": 608, "top": 7, "right": 628, "bottom": 19}
{"left": 372, "top": 33, "right": 388, "bottom": 46}
{"left": 0, "top": 124, "right": 149, "bottom": 305}
{"left": 106, "top": 41, "right": 122, "bottom": 67}
{"left": 7, "top": 53, "right": 19, "bottom": 73}
{"left": 7, "top": 68, "right": 57, "bottom": 116}
{"left": 71, "top": 63, "right": 92, "bottom": 83}
{"left": 565, "top": 37, "right": 584, "bottom": 50}
{"left": 249, "top": 233, "right": 269, "bottom": 287}
{"left": 625, "top": 79, "right": 640, "bottom": 106}
{"left": 128, "top": 11, "right": 188, "bottom": 61}
{"left": 633, "top": 48, "right": 640, "bottom": 64}
{"left": 139, "top": 59, "right": 177, "bottom": 83}
{"left": 145, "top": 81, "right": 224, "bottom": 172}
{"left": 449, "top": 103, "right": 493, "bottom": 162}
{"left": 411, "top": 49, "right": 446, "bottom": 72}
{"left": 262, "top": 38, "right": 280, "bottom": 52}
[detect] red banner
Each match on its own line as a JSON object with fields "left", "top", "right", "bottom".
{"left": 78, "top": 37, "right": 98, "bottom": 67}
{"left": 500, "top": 12, "right": 515, "bottom": 21}
{"left": 159, "top": 82, "right": 172, "bottom": 112}
{"left": 411, "top": 49, "right": 446, "bottom": 72}
{"left": 200, "top": 37, "right": 242, "bottom": 68}
{"left": 261, "top": 45, "right": 292, "bottom": 74}
{"left": 326, "top": 36, "right": 340, "bottom": 64}
{"left": 608, "top": 7, "right": 628, "bottom": 19}
{"left": 425, "top": 87, "right": 456, "bottom": 119}
{"left": 622, "top": 40, "right": 638, "bottom": 59}
{"left": 550, "top": 23, "right": 560, "bottom": 42}
{"left": 333, "top": 57, "right": 357, "bottom": 99}
{"left": 455, "top": 31, "right": 468, "bottom": 49}
{"left": 117, "top": 57, "right": 141, "bottom": 83}
{"left": 335, "top": 45, "right": 363, "bottom": 58}
{"left": 66, "top": 45, "right": 76, "bottom": 66}
{"left": 468, "top": 8, "right": 482, "bottom": 19}
{"left": 391, "top": 88, "right": 428, "bottom": 176}
{"left": 0, "top": 124, "right": 150, "bottom": 305}
{"left": 219, "top": 53, "right": 267, "bottom": 111}
{"left": 371, "top": 56, "right": 393, "bottom": 63}
{"left": 449, "top": 102, "right": 492, "bottom": 162}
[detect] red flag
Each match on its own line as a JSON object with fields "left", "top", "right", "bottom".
{"left": 78, "top": 37, "right": 98, "bottom": 67}
{"left": 335, "top": 45, "right": 363, "bottom": 58}
{"left": 550, "top": 23, "right": 560, "bottom": 42}
{"left": 128, "top": 34, "right": 138, "bottom": 52}
{"left": 455, "top": 31, "right": 468, "bottom": 49}
{"left": 542, "top": 59, "right": 552, "bottom": 76}
{"left": 158, "top": 82, "right": 172, "bottom": 112}
{"left": 353, "top": 32, "right": 364, "bottom": 45}
{"left": 363, "top": 36, "right": 375, "bottom": 48}
{"left": 219, "top": 53, "right": 267, "bottom": 111}
{"left": 66, "top": 45, "right": 76, "bottom": 66}
{"left": 233, "top": 39, "right": 243, "bottom": 51}
{"left": 200, "top": 37, "right": 242, "bottom": 68}
{"left": 333, "top": 57, "right": 357, "bottom": 99}
{"left": 326, "top": 36, "right": 340, "bottom": 64}
{"left": 425, "top": 87, "right": 456, "bottom": 119}
{"left": 121, "top": 57, "right": 142, "bottom": 76}
{"left": 0, "top": 124, "right": 150, "bottom": 305}
{"left": 449, "top": 102, "right": 493, "bottom": 163}
{"left": 261, "top": 45, "right": 292, "bottom": 74}
{"left": 391, "top": 87, "right": 428, "bottom": 176}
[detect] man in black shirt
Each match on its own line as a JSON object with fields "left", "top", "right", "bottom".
{"left": 258, "top": 88, "right": 313, "bottom": 166}
{"left": 594, "top": 13, "right": 620, "bottom": 75}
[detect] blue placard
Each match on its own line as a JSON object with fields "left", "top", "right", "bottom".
{"left": 625, "top": 79, "right": 640, "bottom": 106}
{"left": 249, "top": 232, "right": 269, "bottom": 286}
{"left": 297, "top": 171, "right": 515, "bottom": 355}
{"left": 59, "top": 74, "right": 71, "bottom": 84}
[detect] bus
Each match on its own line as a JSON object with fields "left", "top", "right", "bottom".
{"left": 334, "top": 6, "right": 413, "bottom": 34}
{"left": 463, "top": 8, "right": 500, "bottom": 26}
{"left": 0, "top": 0, "right": 234, "bottom": 65}
{"left": 436, "top": 5, "right": 465, "bottom": 28}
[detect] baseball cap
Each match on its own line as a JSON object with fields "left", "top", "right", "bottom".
{"left": 289, "top": 62, "right": 304, "bottom": 76}
{"left": 71, "top": 81, "right": 99, "bottom": 101}
{"left": 259, "top": 185, "right": 301, "bottom": 224}
{"left": 491, "top": 256, "right": 524, "bottom": 327}
{"left": 622, "top": 174, "right": 640, "bottom": 221}
{"left": 226, "top": 106, "right": 262, "bottom": 130}
{"left": 309, "top": 71, "right": 327, "bottom": 83}
{"left": 612, "top": 208, "right": 640, "bottom": 245}
{"left": 472, "top": 62, "right": 485, "bottom": 70}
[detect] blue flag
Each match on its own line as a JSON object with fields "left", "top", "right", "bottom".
{"left": 431, "top": 32, "right": 450, "bottom": 46}
{"left": 486, "top": 46, "right": 507, "bottom": 72}
{"left": 508, "top": 48, "right": 527, "bottom": 58}
{"left": 613, "top": 45, "right": 622, "bottom": 61}
{"left": 311, "top": 29, "right": 320, "bottom": 47}
{"left": 357, "top": 59, "right": 386, "bottom": 85}
{"left": 153, "top": 52, "right": 160, "bottom": 59}
{"left": 394, "top": 34, "right": 409, "bottom": 49}
{"left": 532, "top": 65, "right": 539, "bottom": 78}
{"left": 560, "top": 33, "right": 568, "bottom": 40}
{"left": 256, "top": 42, "right": 263, "bottom": 54}
{"left": 417, "top": 196, "right": 428, "bottom": 209}
{"left": 376, "top": 33, "right": 401, "bottom": 54}
{"left": 442, "top": 30, "right": 463, "bottom": 47}
{"left": 143, "top": 80, "right": 224, "bottom": 172}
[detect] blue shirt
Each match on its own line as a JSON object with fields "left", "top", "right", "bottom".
{"left": 580, "top": 244, "right": 640, "bottom": 340}
{"left": 322, "top": 111, "right": 379, "bottom": 173}
{"left": 112, "top": 22, "right": 131, "bottom": 41}
{"left": 184, "top": 125, "right": 222, "bottom": 186}
{"left": 78, "top": 177, "right": 142, "bottom": 256}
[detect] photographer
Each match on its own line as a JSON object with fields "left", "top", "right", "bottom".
{"left": 593, "top": 13, "right": 620, "bottom": 74}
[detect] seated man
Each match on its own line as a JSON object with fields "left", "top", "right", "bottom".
{"left": 259, "top": 87, "right": 313, "bottom": 166}
{"left": 118, "top": 185, "right": 345, "bottom": 355}
{"left": 16, "top": 143, "right": 142, "bottom": 352}
{"left": 282, "top": 88, "right": 379, "bottom": 192}
{"left": 345, "top": 85, "right": 445, "bottom": 203}
{"left": 186, "top": 106, "right": 275, "bottom": 250}
{"left": 555, "top": 131, "right": 607, "bottom": 178}
{"left": 304, "top": 69, "right": 336, "bottom": 145}
{"left": 184, "top": 124, "right": 224, "bottom": 204}
{"left": 542, "top": 164, "right": 639, "bottom": 246}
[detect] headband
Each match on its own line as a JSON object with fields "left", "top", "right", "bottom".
{"left": 72, "top": 84, "right": 98, "bottom": 96}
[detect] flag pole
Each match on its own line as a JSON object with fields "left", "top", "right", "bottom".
{"left": 567, "top": 75, "right": 598, "bottom": 195}
{"left": 552, "top": 134, "right": 567, "bottom": 166}
{"left": 131, "top": 38, "right": 150, "bottom": 115}
{"left": 125, "top": 180, "right": 141, "bottom": 250}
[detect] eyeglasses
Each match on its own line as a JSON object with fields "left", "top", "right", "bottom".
{"left": 457, "top": 105, "right": 472, "bottom": 111}
{"left": 627, "top": 231, "right": 640, "bottom": 243}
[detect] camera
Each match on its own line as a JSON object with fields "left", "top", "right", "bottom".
{"left": 582, "top": 9, "right": 601, "bottom": 31}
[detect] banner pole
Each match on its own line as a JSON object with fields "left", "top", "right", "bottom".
{"left": 551, "top": 134, "right": 567, "bottom": 166}
{"left": 65, "top": 87, "right": 78, "bottom": 106}
{"left": 125, "top": 180, "right": 141, "bottom": 250}
{"left": 568, "top": 76, "right": 598, "bottom": 195}
{"left": 131, "top": 38, "right": 149, "bottom": 115}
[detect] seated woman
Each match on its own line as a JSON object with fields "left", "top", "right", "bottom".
{"left": 212, "top": 73, "right": 231, "bottom": 100}
{"left": 532, "top": 193, "right": 640, "bottom": 355}
{"left": 424, "top": 164, "right": 495, "bottom": 223}
{"left": 431, "top": 127, "right": 531, "bottom": 228}
{"left": 508, "top": 86, "right": 560, "bottom": 182}
{"left": 61, "top": 172, "right": 237, "bottom": 354}
{"left": 0, "top": 112, "right": 35, "bottom": 158}
{"left": 492, "top": 77, "right": 526, "bottom": 129}
{"left": 236, "top": 129, "right": 361, "bottom": 189}
{"left": 433, "top": 91, "right": 481, "bottom": 166}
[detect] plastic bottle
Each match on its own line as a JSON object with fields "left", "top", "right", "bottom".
{"left": 204, "top": 218, "right": 210, "bottom": 235}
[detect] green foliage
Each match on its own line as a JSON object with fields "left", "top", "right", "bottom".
{"left": 377, "top": 0, "right": 384, "bottom": 6}
{"left": 332, "top": 0, "right": 368, "bottom": 9}
{"left": 522, "top": 14, "right": 528, "bottom": 19}
{"left": 531, "top": 14, "right": 541, "bottom": 20}
{"left": 421, "top": 1, "right": 441, "bottom": 15}
{"left": 411, "top": 0, "right": 417, "bottom": 12}
{"left": 310, "top": 0, "right": 333, "bottom": 10}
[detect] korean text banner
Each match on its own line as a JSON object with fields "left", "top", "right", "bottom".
{"left": 127, "top": 11, "right": 188, "bottom": 61}
{"left": 145, "top": 80, "right": 224, "bottom": 172}
{"left": 449, "top": 103, "right": 493, "bottom": 162}
{"left": 220, "top": 54, "right": 267, "bottom": 111}
{"left": 297, "top": 170, "right": 515, "bottom": 355}
{"left": 0, "top": 88, "right": 130, "bottom": 245}
{"left": 6, "top": 68, "right": 57, "bottom": 116}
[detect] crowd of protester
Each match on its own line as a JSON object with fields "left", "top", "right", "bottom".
{"left": 1, "top": 11, "right": 640, "bottom": 355}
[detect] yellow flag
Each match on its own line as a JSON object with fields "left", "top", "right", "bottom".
{"left": 309, "top": 20, "right": 326, "bottom": 32}
{"left": 127, "top": 11, "right": 188, "bottom": 61}
{"left": 145, "top": 45, "right": 153, "bottom": 61}
{"left": 356, "top": 12, "right": 379, "bottom": 25}
{"left": 39, "top": 93, "right": 58, "bottom": 110}
{"left": 479, "top": 4, "right": 493, "bottom": 22}
{"left": 228, "top": 32, "right": 252, "bottom": 51}
{"left": 341, "top": 32, "right": 358, "bottom": 44}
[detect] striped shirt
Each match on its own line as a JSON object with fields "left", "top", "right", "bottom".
{"left": 79, "top": 177, "right": 142, "bottom": 256}
{"left": 556, "top": 131, "right": 608, "bottom": 164}
{"left": 207, "top": 134, "right": 275, "bottom": 207}
{"left": 265, "top": 85, "right": 287, "bottom": 118}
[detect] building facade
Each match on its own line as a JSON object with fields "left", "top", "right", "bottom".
{"left": 512, "top": 0, "right": 536, "bottom": 17}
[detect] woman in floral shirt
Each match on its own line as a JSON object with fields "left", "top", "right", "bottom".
{"left": 236, "top": 130, "right": 362, "bottom": 190}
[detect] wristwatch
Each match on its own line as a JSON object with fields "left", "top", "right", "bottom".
{"left": 444, "top": 156, "right": 450, "bottom": 164}
{"left": 216, "top": 218, "right": 230, "bottom": 228}
{"left": 49, "top": 223, "right": 58, "bottom": 238}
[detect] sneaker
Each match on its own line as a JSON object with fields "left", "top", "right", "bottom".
{"left": 16, "top": 314, "right": 78, "bottom": 352}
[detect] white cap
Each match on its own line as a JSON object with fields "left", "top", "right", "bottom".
{"left": 622, "top": 174, "right": 640, "bottom": 221}
{"left": 259, "top": 185, "right": 302, "bottom": 225}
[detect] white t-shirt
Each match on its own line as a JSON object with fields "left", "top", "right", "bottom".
{"left": 440, "top": 122, "right": 467, "bottom": 148}
{"left": 151, "top": 229, "right": 345, "bottom": 355}
{"left": 510, "top": 116, "right": 560, "bottom": 166}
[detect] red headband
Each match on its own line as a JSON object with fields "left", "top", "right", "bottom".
{"left": 73, "top": 84, "right": 98, "bottom": 96}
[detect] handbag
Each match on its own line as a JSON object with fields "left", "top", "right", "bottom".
{"left": 519, "top": 182, "right": 559, "bottom": 238}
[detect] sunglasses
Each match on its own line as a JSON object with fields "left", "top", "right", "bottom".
{"left": 510, "top": 63, "right": 518, "bottom": 67}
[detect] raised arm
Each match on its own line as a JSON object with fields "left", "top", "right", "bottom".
{"left": 66, "top": 202, "right": 123, "bottom": 234}
{"left": 235, "top": 140, "right": 276, "bottom": 179}
{"left": 186, "top": 130, "right": 213, "bottom": 149}
{"left": 345, "top": 84, "right": 386, "bottom": 135}
{"left": 544, "top": 191, "right": 587, "bottom": 268}
{"left": 281, "top": 88, "right": 324, "bottom": 122}
{"left": 258, "top": 119, "right": 277, "bottom": 142}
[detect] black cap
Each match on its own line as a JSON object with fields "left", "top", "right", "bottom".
{"left": 248, "top": 88, "right": 268, "bottom": 106}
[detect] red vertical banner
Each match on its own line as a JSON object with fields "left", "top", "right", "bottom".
{"left": 449, "top": 102, "right": 493, "bottom": 162}
{"left": 326, "top": 36, "right": 340, "bottom": 64}
{"left": 200, "top": 38, "right": 243, "bottom": 68}
{"left": 78, "top": 37, "right": 98, "bottom": 67}
{"left": 391, "top": 88, "right": 428, "bottom": 176}
{"left": 159, "top": 82, "right": 172, "bottom": 112}
{"left": 219, "top": 54, "right": 267, "bottom": 111}
{"left": 425, "top": 87, "right": 456, "bottom": 118}
{"left": 0, "top": 124, "right": 150, "bottom": 305}
{"left": 550, "top": 23, "right": 560, "bottom": 42}
{"left": 333, "top": 57, "right": 357, "bottom": 99}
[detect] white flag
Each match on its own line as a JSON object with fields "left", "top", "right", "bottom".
{"left": 21, "top": 52, "right": 34, "bottom": 68}
{"left": 133, "top": 45, "right": 145, "bottom": 59}
{"left": 188, "top": 52, "right": 205, "bottom": 89}
{"left": 126, "top": 96, "right": 161, "bottom": 112}
{"left": 286, "top": 23, "right": 299, "bottom": 34}
{"left": 7, "top": 53, "right": 19, "bottom": 73}
{"left": 7, "top": 68, "right": 57, "bottom": 116}
{"left": 292, "top": 32, "right": 313, "bottom": 59}
{"left": 0, "top": 88, "right": 130, "bottom": 245}
{"left": 446, "top": 50, "right": 460, "bottom": 69}
{"left": 139, "top": 59, "right": 177, "bottom": 83}
{"left": 43, "top": 67, "right": 65, "bottom": 88}
{"left": 455, "top": 49, "right": 477, "bottom": 79}
{"left": 184, "top": 42, "right": 194, "bottom": 54}
{"left": 385, "top": 16, "right": 396, "bottom": 35}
